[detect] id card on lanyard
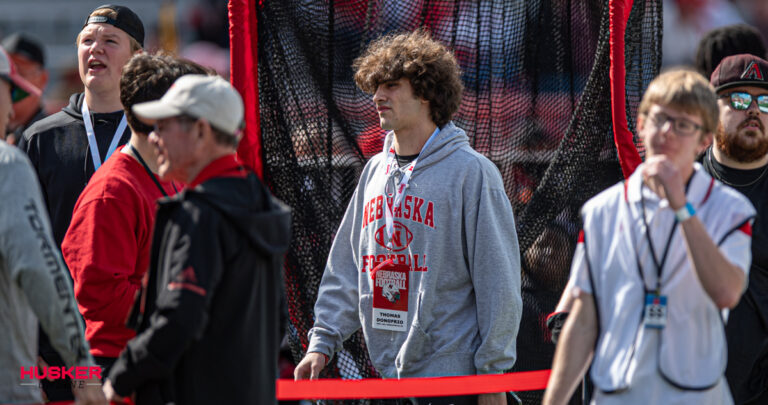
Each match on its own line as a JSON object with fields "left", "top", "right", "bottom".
{"left": 82, "top": 102, "right": 127, "bottom": 171}
{"left": 635, "top": 181, "right": 679, "bottom": 330}
{"left": 371, "top": 259, "right": 410, "bottom": 332}
{"left": 643, "top": 293, "right": 667, "bottom": 329}
{"left": 371, "top": 127, "right": 439, "bottom": 331}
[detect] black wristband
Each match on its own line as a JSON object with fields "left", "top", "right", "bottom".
{"left": 546, "top": 311, "right": 569, "bottom": 344}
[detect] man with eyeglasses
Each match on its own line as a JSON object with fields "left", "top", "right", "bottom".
{"left": 544, "top": 69, "right": 755, "bottom": 405}
{"left": 703, "top": 54, "right": 768, "bottom": 405}
{"left": 102, "top": 75, "right": 291, "bottom": 405}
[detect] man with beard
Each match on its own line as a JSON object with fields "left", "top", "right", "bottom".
{"left": 703, "top": 53, "right": 768, "bottom": 404}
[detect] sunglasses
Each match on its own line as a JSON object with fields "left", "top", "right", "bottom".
{"left": 0, "top": 77, "right": 29, "bottom": 103}
{"left": 11, "top": 86, "right": 29, "bottom": 103}
{"left": 720, "top": 92, "right": 768, "bottom": 114}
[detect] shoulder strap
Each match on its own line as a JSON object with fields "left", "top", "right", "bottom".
{"left": 129, "top": 144, "right": 175, "bottom": 197}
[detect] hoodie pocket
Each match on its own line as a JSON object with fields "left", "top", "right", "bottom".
{"left": 394, "top": 292, "right": 432, "bottom": 371}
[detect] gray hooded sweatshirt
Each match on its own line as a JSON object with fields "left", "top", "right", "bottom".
{"left": 0, "top": 142, "right": 94, "bottom": 403}
{"left": 308, "top": 122, "right": 522, "bottom": 378}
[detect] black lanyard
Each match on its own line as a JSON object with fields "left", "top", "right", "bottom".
{"left": 635, "top": 182, "right": 680, "bottom": 294}
{"left": 128, "top": 144, "right": 176, "bottom": 197}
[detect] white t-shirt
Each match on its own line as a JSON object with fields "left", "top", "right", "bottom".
{"left": 570, "top": 163, "right": 755, "bottom": 404}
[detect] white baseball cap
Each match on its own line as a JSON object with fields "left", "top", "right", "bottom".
{"left": 0, "top": 46, "right": 42, "bottom": 102}
{"left": 132, "top": 74, "right": 244, "bottom": 137}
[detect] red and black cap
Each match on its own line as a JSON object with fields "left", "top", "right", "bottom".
{"left": 710, "top": 53, "right": 768, "bottom": 92}
{"left": 83, "top": 4, "right": 145, "bottom": 47}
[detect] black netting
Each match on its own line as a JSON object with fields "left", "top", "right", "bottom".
{"left": 257, "top": 1, "right": 661, "bottom": 403}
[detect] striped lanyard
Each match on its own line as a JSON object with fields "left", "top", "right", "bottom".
{"left": 382, "top": 127, "right": 439, "bottom": 248}
{"left": 81, "top": 102, "right": 127, "bottom": 171}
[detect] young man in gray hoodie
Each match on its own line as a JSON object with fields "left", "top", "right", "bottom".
{"left": 294, "top": 29, "right": 522, "bottom": 405}
{"left": 0, "top": 46, "right": 104, "bottom": 405}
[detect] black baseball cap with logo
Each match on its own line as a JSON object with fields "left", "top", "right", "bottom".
{"left": 83, "top": 4, "right": 145, "bottom": 47}
{"left": 710, "top": 53, "right": 768, "bottom": 92}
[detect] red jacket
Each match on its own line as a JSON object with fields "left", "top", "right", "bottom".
{"left": 62, "top": 147, "right": 176, "bottom": 357}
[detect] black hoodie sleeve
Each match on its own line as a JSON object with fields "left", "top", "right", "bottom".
{"left": 108, "top": 203, "right": 225, "bottom": 396}
{"left": 17, "top": 125, "right": 40, "bottom": 179}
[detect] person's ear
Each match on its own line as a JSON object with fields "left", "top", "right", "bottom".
{"left": 697, "top": 132, "right": 713, "bottom": 156}
{"left": 37, "top": 70, "right": 49, "bottom": 89}
{"left": 196, "top": 119, "right": 206, "bottom": 140}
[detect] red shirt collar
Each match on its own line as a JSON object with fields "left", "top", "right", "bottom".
{"left": 188, "top": 154, "right": 247, "bottom": 188}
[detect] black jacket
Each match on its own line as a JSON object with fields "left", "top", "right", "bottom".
{"left": 9, "top": 106, "right": 47, "bottom": 143}
{"left": 18, "top": 93, "right": 131, "bottom": 246}
{"left": 109, "top": 171, "right": 291, "bottom": 405}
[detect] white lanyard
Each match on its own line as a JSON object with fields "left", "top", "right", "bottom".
{"left": 81, "top": 102, "right": 127, "bottom": 171}
{"left": 382, "top": 127, "right": 439, "bottom": 248}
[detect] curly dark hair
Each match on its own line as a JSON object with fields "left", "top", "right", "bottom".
{"left": 120, "top": 51, "right": 213, "bottom": 135}
{"left": 696, "top": 24, "right": 767, "bottom": 79}
{"left": 353, "top": 28, "right": 463, "bottom": 128}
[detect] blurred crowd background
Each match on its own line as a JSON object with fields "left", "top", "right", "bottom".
{"left": 662, "top": 0, "right": 768, "bottom": 68}
{"left": 0, "top": 0, "right": 765, "bottom": 118}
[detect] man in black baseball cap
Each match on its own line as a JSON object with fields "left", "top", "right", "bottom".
{"left": 1, "top": 33, "right": 49, "bottom": 145}
{"left": 16, "top": 4, "right": 144, "bottom": 402}
{"left": 703, "top": 53, "right": 768, "bottom": 404}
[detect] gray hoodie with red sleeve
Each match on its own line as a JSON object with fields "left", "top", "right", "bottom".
{"left": 0, "top": 142, "right": 95, "bottom": 403}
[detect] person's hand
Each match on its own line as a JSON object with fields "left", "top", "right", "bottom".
{"left": 478, "top": 392, "right": 507, "bottom": 405}
{"left": 641, "top": 155, "right": 686, "bottom": 210}
{"left": 294, "top": 352, "right": 327, "bottom": 380}
{"left": 102, "top": 378, "right": 129, "bottom": 404}
{"left": 36, "top": 356, "right": 53, "bottom": 381}
{"left": 72, "top": 376, "right": 107, "bottom": 405}
{"left": 37, "top": 356, "right": 51, "bottom": 401}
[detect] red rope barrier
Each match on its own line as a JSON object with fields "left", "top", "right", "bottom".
{"left": 276, "top": 370, "right": 551, "bottom": 400}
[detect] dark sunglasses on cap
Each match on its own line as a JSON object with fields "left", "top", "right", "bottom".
{"left": 0, "top": 76, "right": 30, "bottom": 103}
{"left": 11, "top": 86, "right": 29, "bottom": 103}
{"left": 719, "top": 91, "right": 768, "bottom": 114}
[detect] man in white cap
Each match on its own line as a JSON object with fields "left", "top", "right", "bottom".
{"left": 103, "top": 75, "right": 291, "bottom": 405}
{"left": 0, "top": 47, "right": 105, "bottom": 405}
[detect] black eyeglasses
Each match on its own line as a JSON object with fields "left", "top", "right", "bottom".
{"left": 720, "top": 91, "right": 768, "bottom": 114}
{"left": 645, "top": 112, "right": 702, "bottom": 137}
{"left": 153, "top": 115, "right": 198, "bottom": 133}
